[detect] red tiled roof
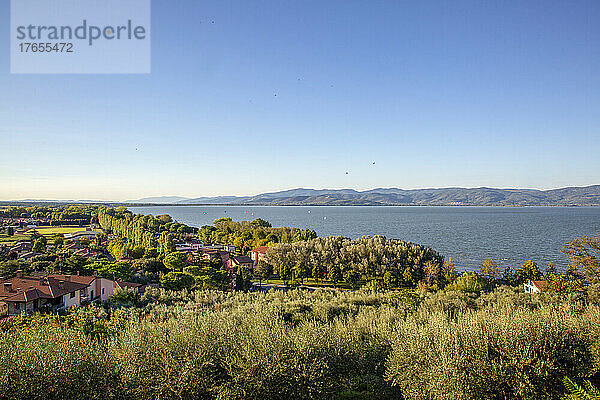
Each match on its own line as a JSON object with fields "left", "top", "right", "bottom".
{"left": 0, "top": 276, "right": 88, "bottom": 303}
{"left": 531, "top": 280, "right": 549, "bottom": 290}
{"left": 2, "top": 288, "right": 52, "bottom": 303}
{"left": 48, "top": 274, "right": 97, "bottom": 286}
{"left": 114, "top": 280, "right": 141, "bottom": 291}
{"left": 252, "top": 246, "right": 269, "bottom": 254}
{"left": 232, "top": 255, "right": 253, "bottom": 265}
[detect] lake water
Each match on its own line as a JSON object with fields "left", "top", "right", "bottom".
{"left": 128, "top": 206, "right": 600, "bottom": 271}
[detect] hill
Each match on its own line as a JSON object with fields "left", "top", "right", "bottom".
{"left": 127, "top": 185, "right": 600, "bottom": 206}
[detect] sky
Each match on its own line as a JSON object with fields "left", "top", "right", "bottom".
{"left": 1, "top": 0, "right": 599, "bottom": 201}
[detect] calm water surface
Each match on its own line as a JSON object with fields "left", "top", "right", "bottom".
{"left": 129, "top": 206, "right": 600, "bottom": 271}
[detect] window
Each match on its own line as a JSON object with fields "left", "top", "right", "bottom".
{"left": 80, "top": 289, "right": 86, "bottom": 297}
{"left": 102, "top": 288, "right": 105, "bottom": 295}
{"left": 70, "top": 292, "right": 75, "bottom": 299}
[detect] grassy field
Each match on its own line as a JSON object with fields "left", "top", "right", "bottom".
{"left": 0, "top": 234, "right": 29, "bottom": 245}
{"left": 1, "top": 226, "right": 101, "bottom": 246}
{"left": 26, "top": 226, "right": 85, "bottom": 236}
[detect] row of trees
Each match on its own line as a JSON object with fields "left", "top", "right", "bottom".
{"left": 261, "top": 234, "right": 600, "bottom": 292}
{"left": 198, "top": 218, "right": 317, "bottom": 254}
{"left": 98, "top": 207, "right": 197, "bottom": 257}
{"left": 0, "top": 205, "right": 97, "bottom": 225}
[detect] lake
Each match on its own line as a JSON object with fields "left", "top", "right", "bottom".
{"left": 128, "top": 206, "right": 600, "bottom": 271}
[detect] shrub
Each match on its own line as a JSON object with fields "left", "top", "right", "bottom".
{"left": 0, "top": 325, "right": 119, "bottom": 399}
{"left": 446, "top": 271, "right": 486, "bottom": 293}
{"left": 385, "top": 305, "right": 600, "bottom": 400}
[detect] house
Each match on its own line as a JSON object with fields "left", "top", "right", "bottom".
{"left": 0, "top": 273, "right": 144, "bottom": 316}
{"left": 48, "top": 274, "right": 114, "bottom": 302}
{"left": 175, "top": 239, "right": 203, "bottom": 253}
{"left": 201, "top": 244, "right": 235, "bottom": 253}
{"left": 524, "top": 280, "right": 548, "bottom": 294}
{"left": 0, "top": 275, "right": 89, "bottom": 315}
{"left": 9, "top": 240, "right": 33, "bottom": 255}
{"left": 175, "top": 244, "right": 201, "bottom": 253}
{"left": 202, "top": 249, "right": 230, "bottom": 268}
{"left": 114, "top": 279, "right": 142, "bottom": 292}
{"left": 250, "top": 246, "right": 269, "bottom": 266}
{"left": 72, "top": 248, "right": 93, "bottom": 258}
{"left": 228, "top": 255, "right": 254, "bottom": 271}
{"left": 18, "top": 251, "right": 41, "bottom": 261}
{"left": 221, "top": 245, "right": 236, "bottom": 253}
{"left": 63, "top": 241, "right": 86, "bottom": 254}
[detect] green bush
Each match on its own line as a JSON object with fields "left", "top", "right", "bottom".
{"left": 0, "top": 325, "right": 119, "bottom": 399}
{"left": 0, "top": 288, "right": 599, "bottom": 399}
{"left": 385, "top": 305, "right": 600, "bottom": 400}
{"left": 446, "top": 271, "right": 486, "bottom": 293}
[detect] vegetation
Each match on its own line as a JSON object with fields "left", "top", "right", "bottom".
{"left": 563, "top": 377, "right": 600, "bottom": 400}
{"left": 198, "top": 217, "right": 317, "bottom": 254}
{"left": 0, "top": 204, "right": 98, "bottom": 225}
{"left": 264, "top": 235, "right": 444, "bottom": 288}
{"left": 1, "top": 287, "right": 600, "bottom": 399}
{"left": 3, "top": 205, "right": 600, "bottom": 398}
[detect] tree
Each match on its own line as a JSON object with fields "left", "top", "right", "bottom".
{"left": 251, "top": 218, "right": 272, "bottom": 228}
{"left": 160, "top": 271, "right": 194, "bottom": 291}
{"left": 163, "top": 252, "right": 187, "bottom": 271}
{"left": 0, "top": 260, "right": 21, "bottom": 278}
{"left": 127, "top": 246, "right": 145, "bottom": 259}
{"left": 95, "top": 233, "right": 104, "bottom": 247}
{"left": 328, "top": 264, "right": 342, "bottom": 287}
{"left": 32, "top": 238, "right": 46, "bottom": 253}
{"left": 294, "top": 261, "right": 309, "bottom": 284}
{"left": 402, "top": 266, "right": 415, "bottom": 287}
{"left": 235, "top": 266, "right": 253, "bottom": 291}
{"left": 133, "top": 258, "right": 165, "bottom": 275}
{"left": 446, "top": 272, "right": 486, "bottom": 293}
{"left": 424, "top": 260, "right": 442, "bottom": 287}
{"left": 383, "top": 270, "right": 397, "bottom": 288}
{"left": 344, "top": 269, "right": 361, "bottom": 289}
{"left": 545, "top": 272, "right": 583, "bottom": 294}
{"left": 312, "top": 264, "right": 323, "bottom": 284}
{"left": 279, "top": 261, "right": 293, "bottom": 287}
{"left": 144, "top": 247, "right": 159, "bottom": 258}
{"left": 501, "top": 266, "right": 515, "bottom": 285}
{"left": 6, "top": 227, "right": 14, "bottom": 236}
{"left": 441, "top": 257, "right": 458, "bottom": 287}
{"left": 157, "top": 214, "right": 172, "bottom": 224}
{"left": 479, "top": 259, "right": 500, "bottom": 286}
{"left": 159, "top": 232, "right": 175, "bottom": 255}
{"left": 515, "top": 260, "right": 541, "bottom": 284}
{"left": 562, "top": 236, "right": 600, "bottom": 283}
{"left": 53, "top": 235, "right": 64, "bottom": 246}
{"left": 255, "top": 260, "right": 273, "bottom": 286}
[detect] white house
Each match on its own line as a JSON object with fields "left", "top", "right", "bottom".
{"left": 524, "top": 280, "right": 548, "bottom": 294}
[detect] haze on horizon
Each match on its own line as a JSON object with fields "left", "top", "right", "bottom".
{"left": 1, "top": 1, "right": 598, "bottom": 201}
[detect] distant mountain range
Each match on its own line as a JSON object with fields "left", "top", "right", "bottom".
{"left": 127, "top": 185, "right": 600, "bottom": 206}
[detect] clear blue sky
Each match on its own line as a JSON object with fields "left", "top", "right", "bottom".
{"left": 1, "top": 0, "right": 598, "bottom": 201}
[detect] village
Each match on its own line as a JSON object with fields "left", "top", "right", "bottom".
{"left": 0, "top": 215, "right": 271, "bottom": 316}
{"left": 0, "top": 207, "right": 579, "bottom": 320}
